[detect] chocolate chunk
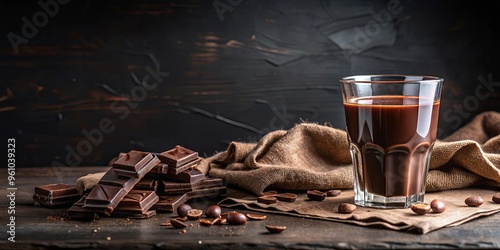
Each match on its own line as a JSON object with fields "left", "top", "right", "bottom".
{"left": 153, "top": 186, "right": 226, "bottom": 213}
{"left": 34, "top": 183, "right": 79, "bottom": 197}
{"left": 33, "top": 183, "right": 80, "bottom": 207}
{"left": 157, "top": 145, "right": 198, "bottom": 167}
{"left": 66, "top": 196, "right": 99, "bottom": 220}
{"left": 84, "top": 172, "right": 140, "bottom": 214}
{"left": 98, "top": 169, "right": 133, "bottom": 187}
{"left": 153, "top": 194, "right": 189, "bottom": 213}
{"left": 161, "top": 178, "right": 223, "bottom": 195}
{"left": 168, "top": 158, "right": 202, "bottom": 175}
{"left": 326, "top": 190, "right": 342, "bottom": 197}
{"left": 122, "top": 210, "right": 157, "bottom": 219}
{"left": 257, "top": 196, "right": 277, "bottom": 204}
{"left": 33, "top": 194, "right": 81, "bottom": 207}
{"left": 151, "top": 158, "right": 201, "bottom": 176}
{"left": 112, "top": 150, "right": 160, "bottom": 178}
{"left": 114, "top": 190, "right": 159, "bottom": 214}
{"left": 113, "top": 190, "right": 159, "bottom": 219}
{"left": 161, "top": 169, "right": 205, "bottom": 184}
{"left": 307, "top": 190, "right": 326, "bottom": 201}
{"left": 151, "top": 163, "right": 169, "bottom": 174}
{"left": 134, "top": 179, "right": 158, "bottom": 191}
{"left": 275, "top": 193, "right": 297, "bottom": 202}
{"left": 186, "top": 186, "right": 227, "bottom": 199}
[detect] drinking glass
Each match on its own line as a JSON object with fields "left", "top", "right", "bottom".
{"left": 340, "top": 75, "right": 443, "bottom": 208}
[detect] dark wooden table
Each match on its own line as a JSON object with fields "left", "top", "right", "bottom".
{"left": 1, "top": 167, "right": 500, "bottom": 249}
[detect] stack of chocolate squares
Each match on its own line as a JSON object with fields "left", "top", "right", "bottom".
{"left": 65, "top": 145, "right": 226, "bottom": 220}
{"left": 33, "top": 183, "right": 81, "bottom": 208}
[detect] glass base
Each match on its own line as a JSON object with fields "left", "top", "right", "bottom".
{"left": 354, "top": 191, "right": 425, "bottom": 209}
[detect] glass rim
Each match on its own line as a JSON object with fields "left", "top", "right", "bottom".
{"left": 340, "top": 74, "right": 443, "bottom": 84}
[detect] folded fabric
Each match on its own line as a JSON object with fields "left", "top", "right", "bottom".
{"left": 218, "top": 188, "right": 500, "bottom": 234}
{"left": 199, "top": 111, "right": 500, "bottom": 195}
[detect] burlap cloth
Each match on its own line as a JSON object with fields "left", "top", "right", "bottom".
{"left": 199, "top": 111, "right": 500, "bottom": 193}
{"left": 76, "top": 111, "right": 500, "bottom": 234}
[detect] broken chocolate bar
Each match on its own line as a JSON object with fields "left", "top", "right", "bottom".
{"left": 151, "top": 159, "right": 201, "bottom": 175}
{"left": 113, "top": 190, "right": 159, "bottom": 219}
{"left": 153, "top": 185, "right": 227, "bottom": 213}
{"left": 161, "top": 178, "right": 223, "bottom": 195}
{"left": 66, "top": 196, "right": 99, "bottom": 220}
{"left": 152, "top": 194, "right": 188, "bottom": 213}
{"left": 160, "top": 169, "right": 205, "bottom": 183}
{"left": 167, "top": 158, "right": 202, "bottom": 175}
{"left": 114, "top": 190, "right": 159, "bottom": 213}
{"left": 133, "top": 178, "right": 158, "bottom": 191}
{"left": 84, "top": 160, "right": 156, "bottom": 214}
{"left": 157, "top": 145, "right": 198, "bottom": 167}
{"left": 33, "top": 183, "right": 81, "bottom": 207}
{"left": 112, "top": 150, "right": 160, "bottom": 178}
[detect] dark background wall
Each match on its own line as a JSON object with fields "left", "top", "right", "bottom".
{"left": 1, "top": 0, "right": 500, "bottom": 168}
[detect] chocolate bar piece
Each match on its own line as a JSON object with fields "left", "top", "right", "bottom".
{"left": 67, "top": 196, "right": 99, "bottom": 220}
{"left": 152, "top": 158, "right": 202, "bottom": 176}
{"left": 161, "top": 178, "right": 223, "bottom": 195}
{"left": 187, "top": 186, "right": 227, "bottom": 199}
{"left": 35, "top": 183, "right": 79, "bottom": 197}
{"left": 153, "top": 185, "right": 227, "bottom": 213}
{"left": 150, "top": 163, "right": 169, "bottom": 174}
{"left": 161, "top": 169, "right": 205, "bottom": 184}
{"left": 33, "top": 194, "right": 81, "bottom": 207}
{"left": 114, "top": 190, "right": 159, "bottom": 213}
{"left": 98, "top": 168, "right": 132, "bottom": 187}
{"left": 168, "top": 158, "right": 202, "bottom": 175}
{"left": 134, "top": 179, "right": 158, "bottom": 191}
{"left": 113, "top": 150, "right": 160, "bottom": 178}
{"left": 33, "top": 183, "right": 80, "bottom": 207}
{"left": 125, "top": 210, "right": 156, "bottom": 219}
{"left": 152, "top": 194, "right": 188, "bottom": 213}
{"left": 84, "top": 167, "right": 154, "bottom": 214}
{"left": 157, "top": 145, "right": 198, "bottom": 167}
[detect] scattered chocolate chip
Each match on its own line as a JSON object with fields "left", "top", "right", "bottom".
{"left": 275, "top": 193, "right": 297, "bottom": 202}
{"left": 198, "top": 218, "right": 215, "bottom": 226}
{"left": 170, "top": 219, "right": 187, "bottom": 228}
{"left": 265, "top": 225, "right": 287, "bottom": 234}
{"left": 262, "top": 190, "right": 278, "bottom": 196}
{"left": 215, "top": 216, "right": 227, "bottom": 225}
{"left": 492, "top": 193, "right": 500, "bottom": 204}
{"left": 411, "top": 203, "right": 431, "bottom": 215}
{"left": 326, "top": 190, "right": 342, "bottom": 197}
{"left": 465, "top": 196, "right": 483, "bottom": 207}
{"left": 257, "top": 196, "right": 277, "bottom": 204}
{"left": 226, "top": 212, "right": 247, "bottom": 225}
{"left": 205, "top": 205, "right": 221, "bottom": 218}
{"left": 430, "top": 199, "right": 446, "bottom": 213}
{"left": 338, "top": 203, "right": 356, "bottom": 214}
{"left": 307, "top": 190, "right": 326, "bottom": 201}
{"left": 246, "top": 213, "right": 267, "bottom": 220}
{"left": 177, "top": 204, "right": 192, "bottom": 217}
{"left": 186, "top": 209, "right": 203, "bottom": 220}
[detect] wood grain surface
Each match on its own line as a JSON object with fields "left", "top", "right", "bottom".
{"left": 0, "top": 0, "right": 499, "bottom": 167}
{"left": 1, "top": 167, "right": 500, "bottom": 249}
